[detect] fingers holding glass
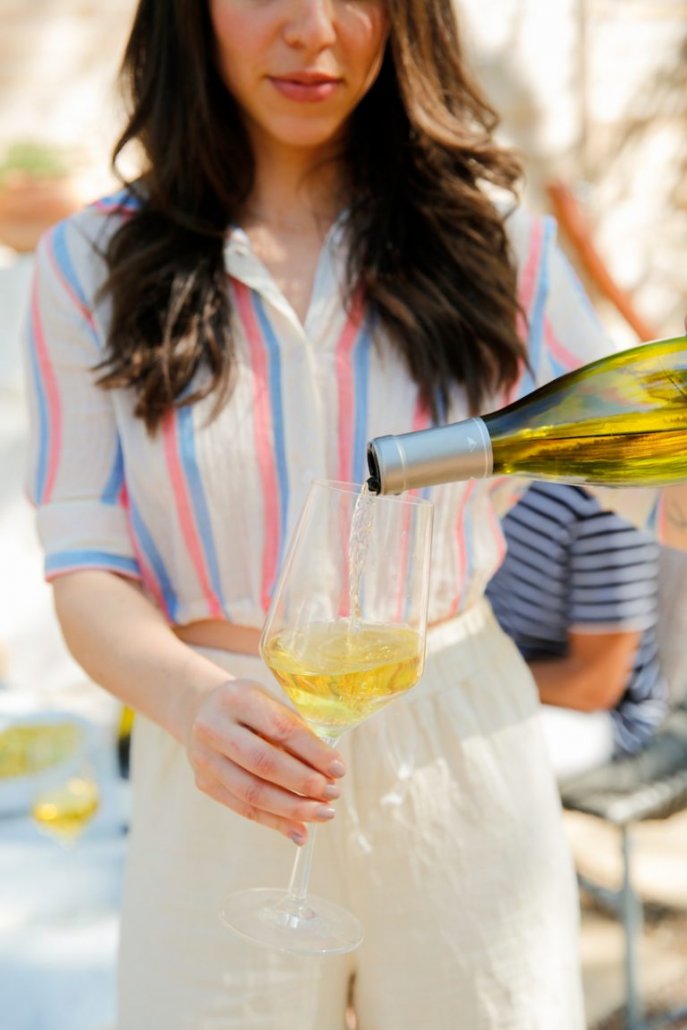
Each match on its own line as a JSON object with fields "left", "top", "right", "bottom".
{"left": 187, "top": 679, "right": 344, "bottom": 836}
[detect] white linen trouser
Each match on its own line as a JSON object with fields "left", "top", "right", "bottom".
{"left": 117, "top": 600, "right": 584, "bottom": 1030}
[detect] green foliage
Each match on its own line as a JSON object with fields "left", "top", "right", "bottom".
{"left": 0, "top": 141, "right": 68, "bottom": 185}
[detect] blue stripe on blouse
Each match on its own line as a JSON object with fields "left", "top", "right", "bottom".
{"left": 49, "top": 223, "right": 100, "bottom": 348}
{"left": 27, "top": 326, "right": 49, "bottom": 504}
{"left": 46, "top": 551, "right": 139, "bottom": 577}
{"left": 176, "top": 405, "right": 226, "bottom": 615}
{"left": 517, "top": 216, "right": 556, "bottom": 399}
{"left": 253, "top": 293, "right": 290, "bottom": 571}
{"left": 101, "top": 439, "right": 125, "bottom": 505}
{"left": 352, "top": 318, "right": 372, "bottom": 484}
{"left": 129, "top": 497, "right": 180, "bottom": 620}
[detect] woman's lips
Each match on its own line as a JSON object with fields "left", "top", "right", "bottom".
{"left": 269, "top": 76, "right": 341, "bottom": 102}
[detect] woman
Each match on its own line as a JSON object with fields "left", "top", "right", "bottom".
{"left": 22, "top": 1, "right": 649, "bottom": 1026}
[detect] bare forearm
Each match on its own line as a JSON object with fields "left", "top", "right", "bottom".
{"left": 51, "top": 571, "right": 346, "bottom": 842}
{"left": 529, "top": 643, "right": 635, "bottom": 712}
{"left": 528, "top": 656, "right": 605, "bottom": 711}
{"left": 527, "top": 627, "right": 640, "bottom": 712}
{"left": 52, "top": 571, "right": 229, "bottom": 745}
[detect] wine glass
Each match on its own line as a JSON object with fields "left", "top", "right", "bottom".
{"left": 221, "top": 479, "right": 433, "bottom": 954}
{"left": 30, "top": 717, "right": 100, "bottom": 848}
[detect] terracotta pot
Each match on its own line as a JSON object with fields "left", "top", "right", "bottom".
{"left": 0, "top": 174, "right": 81, "bottom": 252}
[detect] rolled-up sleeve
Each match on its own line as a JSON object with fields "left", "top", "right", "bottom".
{"left": 23, "top": 218, "right": 141, "bottom": 582}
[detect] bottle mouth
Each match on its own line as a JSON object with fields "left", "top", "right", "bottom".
{"left": 366, "top": 445, "right": 381, "bottom": 494}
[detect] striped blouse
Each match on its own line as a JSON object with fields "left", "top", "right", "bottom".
{"left": 24, "top": 192, "right": 620, "bottom": 630}
{"left": 486, "top": 482, "right": 668, "bottom": 754}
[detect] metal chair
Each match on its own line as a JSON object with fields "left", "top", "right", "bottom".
{"left": 560, "top": 705, "right": 687, "bottom": 1029}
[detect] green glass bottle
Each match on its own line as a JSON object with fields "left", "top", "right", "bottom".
{"left": 367, "top": 336, "right": 687, "bottom": 494}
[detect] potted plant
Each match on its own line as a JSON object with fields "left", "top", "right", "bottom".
{"left": 0, "top": 140, "right": 81, "bottom": 252}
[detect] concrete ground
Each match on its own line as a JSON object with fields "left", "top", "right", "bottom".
{"left": 568, "top": 809, "right": 687, "bottom": 1028}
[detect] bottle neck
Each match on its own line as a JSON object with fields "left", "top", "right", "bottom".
{"left": 367, "top": 417, "right": 493, "bottom": 494}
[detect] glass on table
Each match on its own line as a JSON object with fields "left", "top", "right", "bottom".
{"left": 29, "top": 717, "right": 100, "bottom": 848}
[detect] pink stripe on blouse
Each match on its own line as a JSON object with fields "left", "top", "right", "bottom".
{"left": 392, "top": 396, "right": 433, "bottom": 620}
{"left": 335, "top": 289, "right": 365, "bottom": 483}
{"left": 162, "top": 411, "right": 223, "bottom": 618}
{"left": 518, "top": 217, "right": 545, "bottom": 327}
{"left": 31, "top": 273, "right": 62, "bottom": 503}
{"left": 121, "top": 487, "right": 166, "bottom": 611}
{"left": 45, "top": 233, "right": 97, "bottom": 333}
{"left": 233, "top": 280, "right": 281, "bottom": 613}
{"left": 505, "top": 217, "right": 546, "bottom": 406}
{"left": 543, "top": 315, "right": 581, "bottom": 373}
{"left": 449, "top": 479, "right": 477, "bottom": 617}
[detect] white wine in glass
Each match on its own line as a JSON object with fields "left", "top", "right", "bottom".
{"left": 263, "top": 622, "right": 424, "bottom": 736}
{"left": 32, "top": 774, "right": 99, "bottom": 846}
{"left": 221, "top": 479, "right": 433, "bottom": 954}
{"left": 30, "top": 719, "right": 100, "bottom": 847}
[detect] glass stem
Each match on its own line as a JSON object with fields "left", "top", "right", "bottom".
{"left": 287, "top": 826, "right": 317, "bottom": 904}
{"left": 286, "top": 732, "right": 340, "bottom": 906}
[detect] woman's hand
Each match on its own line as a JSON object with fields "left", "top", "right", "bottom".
{"left": 186, "top": 679, "right": 345, "bottom": 844}
{"left": 50, "top": 572, "right": 346, "bottom": 843}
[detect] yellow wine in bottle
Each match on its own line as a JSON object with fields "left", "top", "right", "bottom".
{"left": 367, "top": 335, "right": 687, "bottom": 494}
{"left": 262, "top": 621, "right": 423, "bottom": 736}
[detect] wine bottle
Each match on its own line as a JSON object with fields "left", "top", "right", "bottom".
{"left": 367, "top": 335, "right": 687, "bottom": 494}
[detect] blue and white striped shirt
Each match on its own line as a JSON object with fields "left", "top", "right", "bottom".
{"left": 486, "top": 482, "right": 669, "bottom": 754}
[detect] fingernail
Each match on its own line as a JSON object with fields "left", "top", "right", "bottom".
{"left": 289, "top": 830, "right": 306, "bottom": 846}
{"left": 329, "top": 760, "right": 346, "bottom": 778}
{"left": 322, "top": 783, "right": 340, "bottom": 800}
{"left": 315, "top": 805, "right": 336, "bottom": 821}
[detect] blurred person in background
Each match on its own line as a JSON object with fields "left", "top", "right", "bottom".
{"left": 20, "top": 0, "right": 687, "bottom": 1027}
{"left": 487, "top": 481, "right": 669, "bottom": 781}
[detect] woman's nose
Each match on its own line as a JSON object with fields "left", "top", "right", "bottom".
{"left": 283, "top": 0, "right": 337, "bottom": 50}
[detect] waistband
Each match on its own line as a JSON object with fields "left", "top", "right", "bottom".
{"left": 425, "top": 597, "right": 495, "bottom": 655}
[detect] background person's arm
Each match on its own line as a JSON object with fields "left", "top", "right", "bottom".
{"left": 528, "top": 627, "right": 641, "bottom": 712}
{"left": 52, "top": 570, "right": 345, "bottom": 843}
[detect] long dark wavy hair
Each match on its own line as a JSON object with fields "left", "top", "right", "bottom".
{"left": 97, "top": 0, "right": 526, "bottom": 431}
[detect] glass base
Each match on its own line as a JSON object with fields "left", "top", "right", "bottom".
{"left": 220, "top": 887, "right": 363, "bottom": 955}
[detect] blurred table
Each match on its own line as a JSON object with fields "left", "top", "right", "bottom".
{"left": 0, "top": 243, "right": 129, "bottom": 1030}
{"left": 0, "top": 704, "right": 128, "bottom": 1030}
